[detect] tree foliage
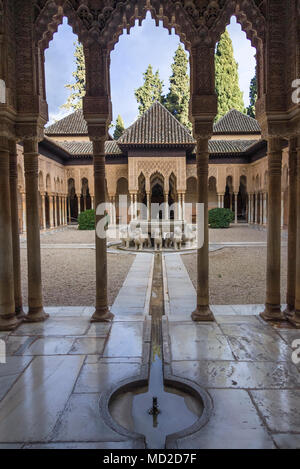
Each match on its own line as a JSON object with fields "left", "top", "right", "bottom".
{"left": 165, "top": 45, "right": 192, "bottom": 130}
{"left": 135, "top": 65, "right": 164, "bottom": 115}
{"left": 113, "top": 114, "right": 125, "bottom": 139}
{"left": 62, "top": 42, "right": 86, "bottom": 111}
{"left": 247, "top": 70, "right": 257, "bottom": 118}
{"left": 215, "top": 30, "right": 245, "bottom": 121}
{"left": 209, "top": 208, "right": 234, "bottom": 229}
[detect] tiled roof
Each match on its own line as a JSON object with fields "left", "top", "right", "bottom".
{"left": 46, "top": 110, "right": 88, "bottom": 135}
{"left": 208, "top": 140, "right": 259, "bottom": 154}
{"left": 53, "top": 140, "right": 122, "bottom": 155}
{"left": 213, "top": 109, "right": 261, "bottom": 134}
{"left": 118, "top": 101, "right": 195, "bottom": 146}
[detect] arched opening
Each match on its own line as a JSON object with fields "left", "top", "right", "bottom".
{"left": 224, "top": 176, "right": 233, "bottom": 210}
{"left": 116, "top": 177, "right": 130, "bottom": 225}
{"left": 186, "top": 176, "right": 197, "bottom": 223}
{"left": 208, "top": 176, "right": 218, "bottom": 210}
{"left": 81, "top": 178, "right": 91, "bottom": 212}
{"left": 169, "top": 173, "right": 177, "bottom": 220}
{"left": 150, "top": 172, "right": 164, "bottom": 220}
{"left": 238, "top": 175, "right": 248, "bottom": 222}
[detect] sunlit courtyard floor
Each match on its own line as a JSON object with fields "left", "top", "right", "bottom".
{"left": 2, "top": 225, "right": 297, "bottom": 449}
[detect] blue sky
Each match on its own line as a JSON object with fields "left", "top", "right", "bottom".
{"left": 45, "top": 13, "right": 256, "bottom": 128}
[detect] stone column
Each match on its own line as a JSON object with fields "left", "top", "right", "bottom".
{"left": 285, "top": 138, "right": 297, "bottom": 316}
{"left": 91, "top": 139, "right": 113, "bottom": 322}
{"left": 21, "top": 192, "right": 26, "bottom": 232}
{"left": 91, "top": 196, "right": 94, "bottom": 210}
{"left": 164, "top": 193, "right": 169, "bottom": 220}
{"left": 130, "top": 193, "right": 134, "bottom": 221}
{"left": 260, "top": 193, "right": 264, "bottom": 225}
{"left": 234, "top": 193, "right": 238, "bottom": 224}
{"left": 260, "top": 137, "right": 284, "bottom": 321}
{"left": 9, "top": 140, "right": 24, "bottom": 318}
{"left": 255, "top": 193, "right": 258, "bottom": 224}
{"left": 147, "top": 192, "right": 151, "bottom": 221}
{"left": 192, "top": 137, "right": 214, "bottom": 322}
{"left": 217, "top": 194, "right": 221, "bottom": 208}
{"left": 288, "top": 137, "right": 300, "bottom": 327}
{"left": 77, "top": 194, "right": 81, "bottom": 220}
{"left": 23, "top": 139, "right": 48, "bottom": 322}
{"left": 281, "top": 191, "right": 285, "bottom": 228}
{"left": 182, "top": 193, "right": 185, "bottom": 221}
{"left": 49, "top": 194, "right": 54, "bottom": 228}
{"left": 230, "top": 193, "right": 233, "bottom": 211}
{"left": 41, "top": 193, "right": 46, "bottom": 229}
{"left": 0, "top": 137, "right": 18, "bottom": 330}
{"left": 53, "top": 194, "right": 57, "bottom": 227}
{"left": 248, "top": 194, "right": 252, "bottom": 224}
{"left": 263, "top": 193, "right": 268, "bottom": 224}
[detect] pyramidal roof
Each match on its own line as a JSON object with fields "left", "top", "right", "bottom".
{"left": 46, "top": 110, "right": 88, "bottom": 135}
{"left": 213, "top": 109, "right": 261, "bottom": 134}
{"left": 118, "top": 101, "right": 195, "bottom": 147}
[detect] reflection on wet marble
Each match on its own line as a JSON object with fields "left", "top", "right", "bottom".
{"left": 0, "top": 355, "right": 85, "bottom": 442}
{"left": 172, "top": 360, "right": 300, "bottom": 389}
{"left": 11, "top": 317, "right": 90, "bottom": 337}
{"left": 21, "top": 337, "right": 74, "bottom": 355}
{"left": 176, "top": 389, "right": 275, "bottom": 449}
{"left": 169, "top": 323, "right": 234, "bottom": 361}
{"left": 49, "top": 394, "right": 128, "bottom": 442}
{"left": 0, "top": 356, "right": 32, "bottom": 401}
{"left": 220, "top": 323, "right": 291, "bottom": 362}
{"left": 250, "top": 389, "right": 300, "bottom": 433}
{"left": 69, "top": 337, "right": 106, "bottom": 355}
{"left": 74, "top": 361, "right": 141, "bottom": 393}
{"left": 272, "top": 434, "right": 300, "bottom": 449}
{"left": 103, "top": 322, "right": 143, "bottom": 358}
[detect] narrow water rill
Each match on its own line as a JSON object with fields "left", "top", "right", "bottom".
{"left": 107, "top": 254, "right": 207, "bottom": 449}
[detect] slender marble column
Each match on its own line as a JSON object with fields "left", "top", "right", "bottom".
{"left": 77, "top": 194, "right": 81, "bottom": 220}
{"left": 234, "top": 193, "right": 238, "bottom": 224}
{"left": 23, "top": 139, "right": 48, "bottom": 322}
{"left": 21, "top": 192, "right": 26, "bottom": 232}
{"left": 285, "top": 138, "right": 297, "bottom": 316}
{"left": 41, "top": 193, "right": 46, "bottom": 229}
{"left": 53, "top": 194, "right": 57, "bottom": 227}
{"left": 260, "top": 193, "right": 264, "bottom": 225}
{"left": 192, "top": 137, "right": 214, "bottom": 322}
{"left": 281, "top": 191, "right": 285, "bottom": 228}
{"left": 9, "top": 140, "right": 24, "bottom": 318}
{"left": 182, "top": 193, "right": 185, "bottom": 221}
{"left": 248, "top": 194, "right": 252, "bottom": 224}
{"left": 289, "top": 137, "right": 300, "bottom": 327}
{"left": 263, "top": 193, "right": 267, "bottom": 224}
{"left": 147, "top": 192, "right": 151, "bottom": 221}
{"left": 49, "top": 194, "right": 54, "bottom": 228}
{"left": 91, "top": 139, "right": 113, "bottom": 322}
{"left": 0, "top": 138, "right": 18, "bottom": 330}
{"left": 260, "top": 137, "right": 284, "bottom": 321}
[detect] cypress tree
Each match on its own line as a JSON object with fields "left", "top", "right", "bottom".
{"left": 247, "top": 70, "right": 257, "bottom": 118}
{"left": 215, "top": 30, "right": 245, "bottom": 121}
{"left": 135, "top": 65, "right": 164, "bottom": 115}
{"left": 165, "top": 44, "right": 192, "bottom": 131}
{"left": 62, "top": 41, "right": 86, "bottom": 111}
{"left": 113, "top": 115, "right": 125, "bottom": 139}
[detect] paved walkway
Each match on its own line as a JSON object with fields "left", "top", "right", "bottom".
{"left": 163, "top": 253, "right": 300, "bottom": 449}
{"left": 0, "top": 254, "right": 154, "bottom": 449}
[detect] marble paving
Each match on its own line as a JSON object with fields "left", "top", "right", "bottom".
{"left": 163, "top": 253, "right": 300, "bottom": 449}
{"left": 0, "top": 253, "right": 154, "bottom": 449}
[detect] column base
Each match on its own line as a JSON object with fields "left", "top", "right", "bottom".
{"left": 91, "top": 308, "right": 114, "bottom": 323}
{"left": 191, "top": 306, "right": 215, "bottom": 322}
{"left": 25, "top": 307, "right": 49, "bottom": 323}
{"left": 0, "top": 314, "right": 21, "bottom": 331}
{"left": 287, "top": 312, "right": 300, "bottom": 328}
{"left": 284, "top": 304, "right": 295, "bottom": 318}
{"left": 15, "top": 306, "right": 26, "bottom": 319}
{"left": 260, "top": 304, "right": 285, "bottom": 322}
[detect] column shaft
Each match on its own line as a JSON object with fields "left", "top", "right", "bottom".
{"left": 192, "top": 138, "right": 214, "bottom": 322}
{"left": 91, "top": 139, "right": 113, "bottom": 322}
{"left": 289, "top": 137, "right": 300, "bottom": 327}
{"left": 9, "top": 140, "right": 24, "bottom": 317}
{"left": 285, "top": 138, "right": 297, "bottom": 315}
{"left": 23, "top": 140, "right": 48, "bottom": 322}
{"left": 234, "top": 193, "right": 238, "bottom": 224}
{"left": 260, "top": 137, "right": 284, "bottom": 321}
{"left": 0, "top": 138, "right": 18, "bottom": 330}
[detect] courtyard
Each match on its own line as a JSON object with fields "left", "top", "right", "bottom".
{"left": 0, "top": 224, "right": 299, "bottom": 449}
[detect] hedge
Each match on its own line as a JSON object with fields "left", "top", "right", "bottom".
{"left": 208, "top": 207, "right": 234, "bottom": 229}
{"left": 78, "top": 209, "right": 95, "bottom": 230}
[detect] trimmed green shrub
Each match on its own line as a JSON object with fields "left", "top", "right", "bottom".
{"left": 78, "top": 209, "right": 95, "bottom": 230}
{"left": 208, "top": 207, "right": 234, "bottom": 229}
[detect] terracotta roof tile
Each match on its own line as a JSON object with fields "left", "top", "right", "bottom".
{"left": 118, "top": 101, "right": 195, "bottom": 146}
{"left": 213, "top": 109, "right": 261, "bottom": 134}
